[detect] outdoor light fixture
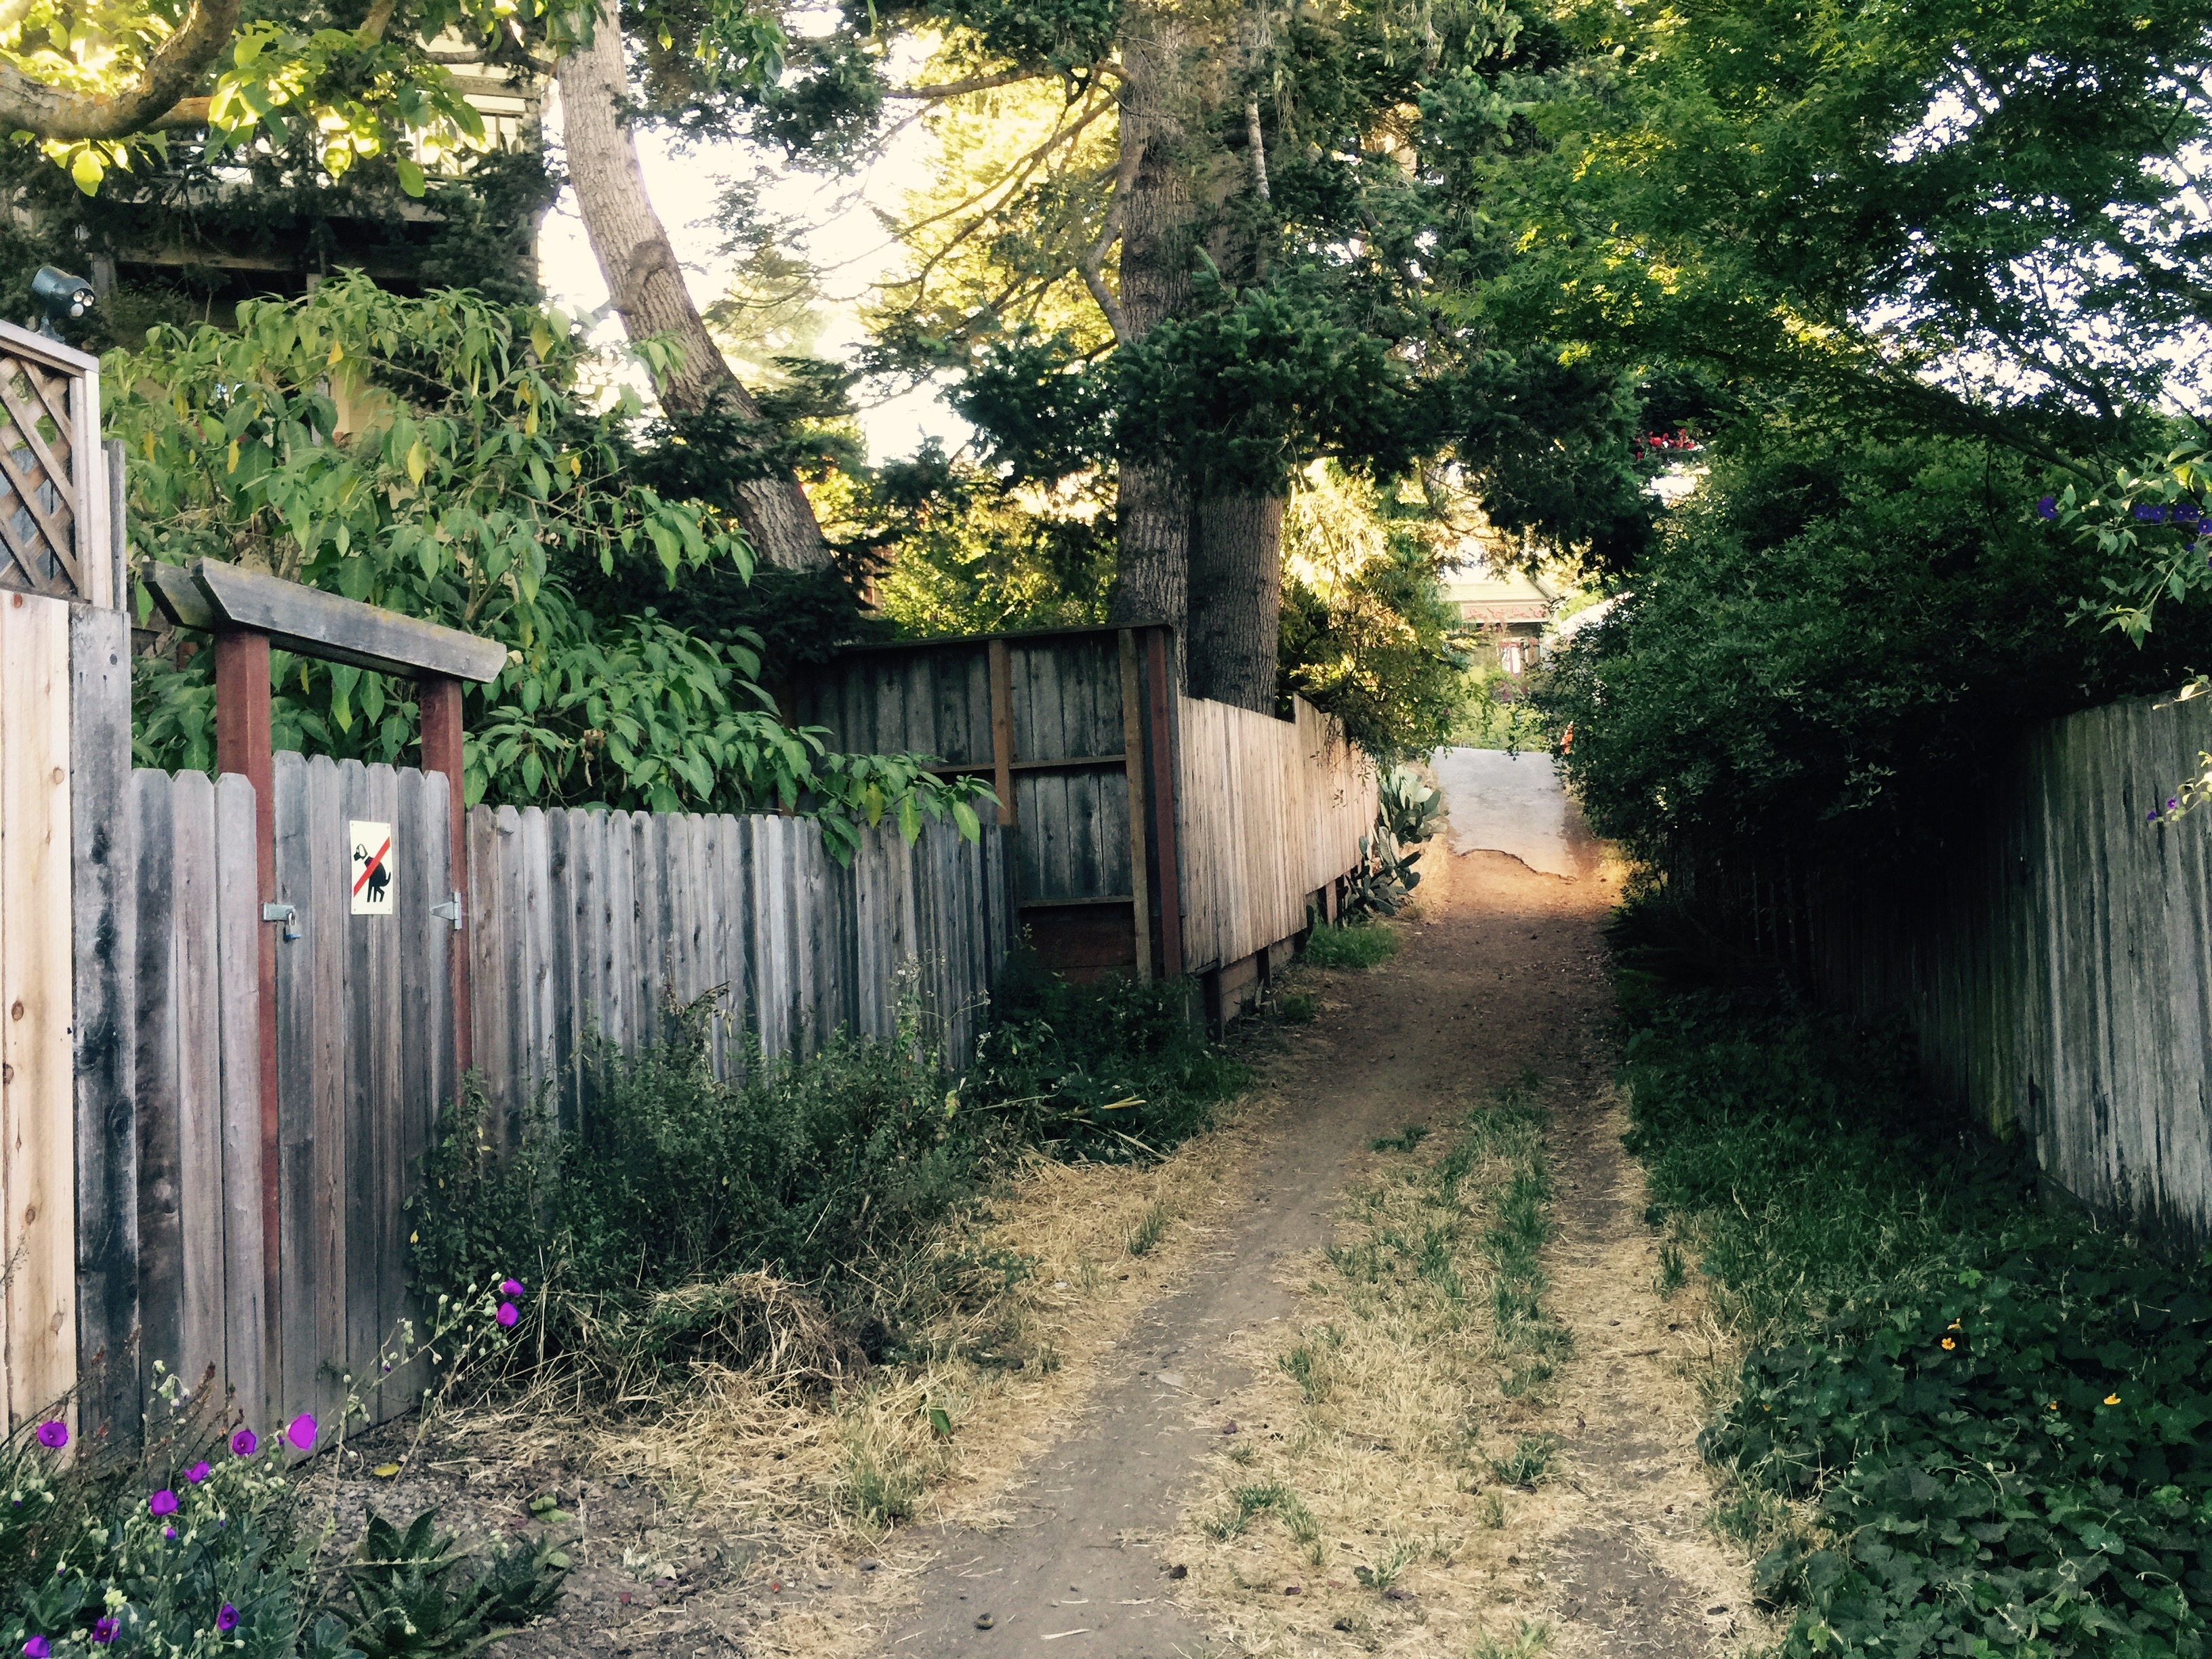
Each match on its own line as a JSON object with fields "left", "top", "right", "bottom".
{"left": 30, "top": 266, "right": 94, "bottom": 340}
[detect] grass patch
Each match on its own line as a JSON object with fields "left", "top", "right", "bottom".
{"left": 1619, "top": 890, "right": 2212, "bottom": 1659}
{"left": 1126, "top": 1201, "right": 1172, "bottom": 1257}
{"left": 1300, "top": 918, "right": 1398, "bottom": 970}
{"left": 1179, "top": 1077, "right": 1563, "bottom": 1647}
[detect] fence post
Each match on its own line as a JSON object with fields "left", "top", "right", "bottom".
{"left": 417, "top": 676, "right": 472, "bottom": 1079}
{"left": 1144, "top": 628, "right": 1184, "bottom": 979}
{"left": 1118, "top": 629, "right": 1153, "bottom": 984}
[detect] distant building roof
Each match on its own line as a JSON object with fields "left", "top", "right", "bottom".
{"left": 1440, "top": 560, "right": 1560, "bottom": 627}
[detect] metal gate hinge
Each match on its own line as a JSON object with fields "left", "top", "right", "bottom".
{"left": 431, "top": 891, "right": 464, "bottom": 933}
{"left": 261, "top": 902, "right": 300, "bottom": 942}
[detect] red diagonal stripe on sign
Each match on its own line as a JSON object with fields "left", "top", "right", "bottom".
{"left": 352, "top": 836, "right": 392, "bottom": 897}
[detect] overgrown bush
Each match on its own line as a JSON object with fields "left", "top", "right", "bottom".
{"left": 410, "top": 972, "right": 1245, "bottom": 1386}
{"left": 1622, "top": 945, "right": 2212, "bottom": 1658}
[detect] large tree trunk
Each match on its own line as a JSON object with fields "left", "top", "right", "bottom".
{"left": 556, "top": 22, "right": 831, "bottom": 571}
{"left": 1186, "top": 487, "right": 1283, "bottom": 712}
{"left": 1107, "top": 12, "right": 1198, "bottom": 664}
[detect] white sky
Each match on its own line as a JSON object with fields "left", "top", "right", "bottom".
{"left": 535, "top": 85, "right": 970, "bottom": 464}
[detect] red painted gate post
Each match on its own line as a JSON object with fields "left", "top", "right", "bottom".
{"left": 211, "top": 629, "right": 281, "bottom": 1389}
{"left": 417, "top": 675, "right": 472, "bottom": 1079}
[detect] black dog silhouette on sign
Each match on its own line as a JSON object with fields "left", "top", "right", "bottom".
{"left": 354, "top": 842, "right": 391, "bottom": 907}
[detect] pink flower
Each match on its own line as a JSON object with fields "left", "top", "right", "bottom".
{"left": 496, "top": 1303, "right": 519, "bottom": 1328}
{"left": 147, "top": 1490, "right": 178, "bottom": 1517}
{"left": 185, "top": 1460, "right": 209, "bottom": 1483}
{"left": 216, "top": 1605, "right": 237, "bottom": 1634}
{"left": 499, "top": 1279, "right": 524, "bottom": 1298}
{"left": 285, "top": 1414, "right": 317, "bottom": 1452}
{"left": 90, "top": 1618, "right": 118, "bottom": 1645}
{"left": 33, "top": 1421, "right": 65, "bottom": 1451}
{"left": 230, "top": 1429, "right": 257, "bottom": 1457}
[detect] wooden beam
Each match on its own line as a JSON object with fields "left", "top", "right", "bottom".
{"left": 212, "top": 629, "right": 281, "bottom": 1382}
{"left": 1118, "top": 629, "right": 1153, "bottom": 985}
{"left": 924, "top": 754, "right": 1128, "bottom": 777}
{"left": 160, "top": 560, "right": 506, "bottom": 684}
{"left": 1145, "top": 628, "right": 1184, "bottom": 981}
{"left": 418, "top": 676, "right": 472, "bottom": 1080}
{"left": 987, "top": 638, "right": 1017, "bottom": 824}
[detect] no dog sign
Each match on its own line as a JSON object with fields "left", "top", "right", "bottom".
{"left": 350, "top": 821, "right": 394, "bottom": 916}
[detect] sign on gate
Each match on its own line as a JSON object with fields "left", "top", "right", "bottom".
{"left": 350, "top": 821, "right": 393, "bottom": 916}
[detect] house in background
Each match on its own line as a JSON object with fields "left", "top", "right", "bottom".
{"left": 1441, "top": 560, "right": 1561, "bottom": 678}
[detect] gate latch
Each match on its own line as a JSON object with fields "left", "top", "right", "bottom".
{"left": 261, "top": 901, "right": 300, "bottom": 943}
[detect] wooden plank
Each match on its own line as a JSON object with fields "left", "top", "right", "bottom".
{"left": 169, "top": 771, "right": 226, "bottom": 1406}
{"left": 602, "top": 813, "right": 635, "bottom": 1062}
{"left": 179, "top": 559, "right": 506, "bottom": 683}
{"left": 466, "top": 806, "right": 509, "bottom": 1141}
{"left": 518, "top": 807, "right": 554, "bottom": 1116}
{"left": 304, "top": 756, "right": 351, "bottom": 1435}
{"left": 632, "top": 813, "right": 664, "bottom": 1048}
{"left": 0, "top": 592, "right": 76, "bottom": 1430}
{"left": 214, "top": 774, "right": 266, "bottom": 1432}
{"left": 1145, "top": 630, "right": 1184, "bottom": 979}
{"left": 70, "top": 605, "right": 138, "bottom": 1454}
{"left": 130, "top": 770, "right": 182, "bottom": 1422}
{"left": 546, "top": 811, "right": 581, "bottom": 1132}
{"left": 268, "top": 751, "right": 314, "bottom": 1425}
{"left": 344, "top": 763, "right": 401, "bottom": 1416}
{"left": 569, "top": 810, "right": 608, "bottom": 1117}
{"left": 1118, "top": 631, "right": 1153, "bottom": 982}
{"left": 493, "top": 806, "right": 529, "bottom": 1136}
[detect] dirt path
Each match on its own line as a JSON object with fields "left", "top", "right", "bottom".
{"left": 880, "top": 769, "right": 1761, "bottom": 1656}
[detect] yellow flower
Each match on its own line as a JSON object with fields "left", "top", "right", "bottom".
{"left": 2049, "top": 1401, "right": 2060, "bottom": 1411}
{"left": 2104, "top": 1393, "right": 2122, "bottom": 1407}
{"left": 1940, "top": 1337, "right": 1957, "bottom": 1351}
{"left": 1946, "top": 1319, "right": 1961, "bottom": 1331}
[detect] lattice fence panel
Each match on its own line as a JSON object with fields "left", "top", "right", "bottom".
{"left": 0, "top": 322, "right": 106, "bottom": 607}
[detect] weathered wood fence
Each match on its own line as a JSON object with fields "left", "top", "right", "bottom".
{"left": 792, "top": 623, "right": 1378, "bottom": 1008}
{"left": 87, "top": 742, "right": 1010, "bottom": 1450}
{"left": 1692, "top": 691, "right": 2212, "bottom": 1246}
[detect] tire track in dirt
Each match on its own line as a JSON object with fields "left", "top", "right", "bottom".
{"left": 878, "top": 792, "right": 1767, "bottom": 1656}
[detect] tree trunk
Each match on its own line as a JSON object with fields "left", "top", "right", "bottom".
{"left": 556, "top": 22, "right": 831, "bottom": 571}
{"left": 1186, "top": 487, "right": 1283, "bottom": 712}
{"left": 1107, "top": 11, "right": 1199, "bottom": 665}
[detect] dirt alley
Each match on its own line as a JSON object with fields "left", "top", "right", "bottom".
{"left": 878, "top": 779, "right": 1762, "bottom": 1656}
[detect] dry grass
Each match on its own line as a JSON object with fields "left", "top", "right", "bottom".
{"left": 554, "top": 1089, "right": 1279, "bottom": 1657}
{"left": 1173, "top": 1078, "right": 1568, "bottom": 1656}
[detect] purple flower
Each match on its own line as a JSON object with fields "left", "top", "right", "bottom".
{"left": 90, "top": 1618, "right": 118, "bottom": 1645}
{"left": 22, "top": 1637, "right": 47, "bottom": 1658}
{"left": 147, "top": 1490, "right": 178, "bottom": 1518}
{"left": 230, "top": 1429, "right": 257, "bottom": 1458}
{"left": 2036, "top": 495, "right": 2057, "bottom": 520}
{"left": 2170, "top": 798, "right": 2181, "bottom": 811}
{"left": 33, "top": 1421, "right": 65, "bottom": 1451}
{"left": 285, "top": 1414, "right": 317, "bottom": 1452}
{"left": 216, "top": 1604, "right": 238, "bottom": 1635}
{"left": 161, "top": 1525, "right": 175, "bottom": 1540}
{"left": 499, "top": 1279, "right": 525, "bottom": 1298}
{"left": 496, "top": 1303, "right": 519, "bottom": 1328}
{"left": 2148, "top": 808, "right": 2160, "bottom": 821}
{"left": 185, "top": 1460, "right": 209, "bottom": 1483}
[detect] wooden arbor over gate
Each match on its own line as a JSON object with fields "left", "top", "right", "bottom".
{"left": 142, "top": 559, "right": 502, "bottom": 1432}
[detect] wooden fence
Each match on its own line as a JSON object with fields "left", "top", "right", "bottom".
{"left": 1176, "top": 695, "right": 1375, "bottom": 975}
{"left": 1695, "top": 691, "right": 2212, "bottom": 1246}
{"left": 83, "top": 745, "right": 1010, "bottom": 1450}
{"left": 792, "top": 623, "right": 1377, "bottom": 994}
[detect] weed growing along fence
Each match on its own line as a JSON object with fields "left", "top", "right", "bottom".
{"left": 407, "top": 968, "right": 1247, "bottom": 1395}
{"left": 1620, "top": 917, "right": 2212, "bottom": 1659}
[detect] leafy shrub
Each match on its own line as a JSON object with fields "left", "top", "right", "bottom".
{"left": 1344, "top": 766, "right": 1440, "bottom": 916}
{"left": 1302, "top": 919, "right": 1397, "bottom": 970}
{"left": 1625, "top": 979, "right": 2212, "bottom": 1658}
{"left": 336, "top": 1509, "right": 567, "bottom": 1659}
